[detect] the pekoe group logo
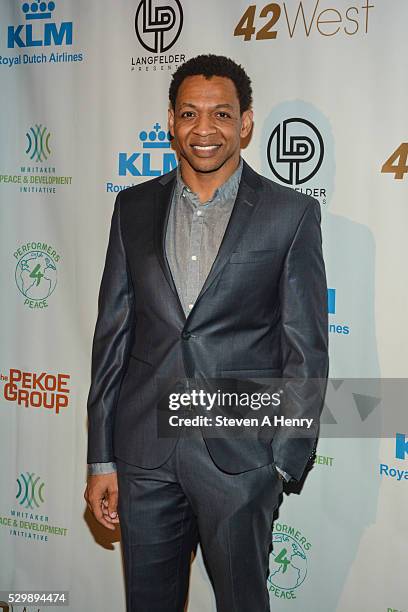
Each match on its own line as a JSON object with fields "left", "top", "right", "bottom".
{"left": 0, "top": 124, "right": 72, "bottom": 194}
{"left": 327, "top": 288, "right": 350, "bottom": 336}
{"left": 0, "top": 0, "right": 84, "bottom": 68}
{"left": 0, "top": 367, "right": 70, "bottom": 415}
{"left": 268, "top": 522, "right": 311, "bottom": 600}
{"left": 131, "top": 0, "right": 186, "bottom": 72}
{"left": 0, "top": 470, "right": 68, "bottom": 544}
{"left": 379, "top": 433, "right": 408, "bottom": 483}
{"left": 106, "top": 122, "right": 178, "bottom": 192}
{"left": 262, "top": 101, "right": 335, "bottom": 207}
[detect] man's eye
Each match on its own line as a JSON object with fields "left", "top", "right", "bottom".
{"left": 216, "top": 112, "right": 231, "bottom": 119}
{"left": 181, "top": 111, "right": 195, "bottom": 118}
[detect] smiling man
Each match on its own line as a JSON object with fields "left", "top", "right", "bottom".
{"left": 84, "top": 55, "right": 329, "bottom": 612}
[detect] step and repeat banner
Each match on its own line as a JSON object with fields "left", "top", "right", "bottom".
{"left": 0, "top": 1, "right": 407, "bottom": 611}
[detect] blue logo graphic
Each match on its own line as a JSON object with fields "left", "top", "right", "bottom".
{"left": 327, "top": 288, "right": 336, "bottom": 314}
{"left": 396, "top": 433, "right": 408, "bottom": 460}
{"left": 8, "top": 0, "right": 73, "bottom": 48}
{"left": 22, "top": 1, "right": 55, "bottom": 20}
{"left": 118, "top": 123, "right": 177, "bottom": 177}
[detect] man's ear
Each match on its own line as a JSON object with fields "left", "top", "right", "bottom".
{"left": 168, "top": 106, "right": 175, "bottom": 138}
{"left": 240, "top": 109, "right": 253, "bottom": 139}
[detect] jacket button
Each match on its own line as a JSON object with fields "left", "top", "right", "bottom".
{"left": 182, "top": 331, "right": 191, "bottom": 340}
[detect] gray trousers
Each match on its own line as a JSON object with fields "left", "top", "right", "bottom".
{"left": 116, "top": 427, "right": 282, "bottom": 612}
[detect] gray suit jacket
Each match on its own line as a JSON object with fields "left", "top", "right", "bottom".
{"left": 86, "top": 160, "right": 329, "bottom": 481}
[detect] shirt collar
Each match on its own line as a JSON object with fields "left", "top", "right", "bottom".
{"left": 175, "top": 157, "right": 243, "bottom": 208}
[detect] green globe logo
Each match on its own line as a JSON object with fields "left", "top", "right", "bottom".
{"left": 15, "top": 250, "right": 57, "bottom": 301}
{"left": 268, "top": 532, "right": 308, "bottom": 591}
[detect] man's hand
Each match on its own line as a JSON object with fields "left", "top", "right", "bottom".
{"left": 84, "top": 473, "right": 120, "bottom": 531}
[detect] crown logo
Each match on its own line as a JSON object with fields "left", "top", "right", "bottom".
{"left": 22, "top": 1, "right": 56, "bottom": 20}
{"left": 139, "top": 123, "right": 171, "bottom": 149}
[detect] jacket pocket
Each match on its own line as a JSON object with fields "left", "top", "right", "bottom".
{"left": 229, "top": 249, "right": 279, "bottom": 264}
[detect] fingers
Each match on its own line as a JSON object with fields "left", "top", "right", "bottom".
{"left": 84, "top": 475, "right": 120, "bottom": 531}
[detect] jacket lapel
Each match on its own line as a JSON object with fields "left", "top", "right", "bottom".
{"left": 193, "top": 161, "right": 262, "bottom": 310}
{"left": 154, "top": 169, "right": 187, "bottom": 323}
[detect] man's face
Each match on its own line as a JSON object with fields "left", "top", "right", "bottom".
{"left": 168, "top": 74, "right": 253, "bottom": 175}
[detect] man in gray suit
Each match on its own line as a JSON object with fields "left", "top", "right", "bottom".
{"left": 84, "top": 54, "right": 328, "bottom": 611}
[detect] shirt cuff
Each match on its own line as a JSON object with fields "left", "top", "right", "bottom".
{"left": 275, "top": 465, "right": 292, "bottom": 482}
{"left": 87, "top": 462, "right": 117, "bottom": 476}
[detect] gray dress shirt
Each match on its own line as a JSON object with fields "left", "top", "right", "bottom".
{"left": 87, "top": 159, "right": 290, "bottom": 481}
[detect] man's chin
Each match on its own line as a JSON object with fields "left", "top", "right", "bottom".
{"left": 183, "top": 156, "right": 229, "bottom": 175}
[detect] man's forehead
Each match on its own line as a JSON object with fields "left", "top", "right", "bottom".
{"left": 176, "top": 75, "right": 239, "bottom": 105}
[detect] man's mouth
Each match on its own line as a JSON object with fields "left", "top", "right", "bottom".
{"left": 191, "top": 144, "right": 221, "bottom": 151}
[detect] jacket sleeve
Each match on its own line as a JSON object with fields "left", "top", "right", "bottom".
{"left": 86, "top": 193, "right": 135, "bottom": 463}
{"left": 271, "top": 198, "right": 329, "bottom": 482}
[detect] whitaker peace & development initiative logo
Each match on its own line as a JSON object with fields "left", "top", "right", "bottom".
{"left": 0, "top": 124, "right": 72, "bottom": 194}
{"left": 0, "top": 470, "right": 68, "bottom": 544}
{"left": 107, "top": 121, "right": 178, "bottom": 192}
{"left": 268, "top": 522, "right": 311, "bottom": 600}
{"left": 0, "top": 0, "right": 84, "bottom": 68}
{"left": 132, "top": 0, "right": 186, "bottom": 72}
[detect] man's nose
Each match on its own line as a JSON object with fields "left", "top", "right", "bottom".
{"left": 193, "top": 114, "right": 217, "bottom": 136}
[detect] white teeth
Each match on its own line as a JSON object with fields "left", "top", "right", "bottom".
{"left": 192, "top": 145, "right": 219, "bottom": 150}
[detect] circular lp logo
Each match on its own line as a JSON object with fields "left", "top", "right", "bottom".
{"left": 268, "top": 532, "right": 308, "bottom": 591}
{"left": 267, "top": 118, "right": 324, "bottom": 185}
{"left": 15, "top": 250, "right": 58, "bottom": 301}
{"left": 135, "top": 0, "right": 183, "bottom": 53}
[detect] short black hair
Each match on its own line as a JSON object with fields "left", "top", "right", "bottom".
{"left": 169, "top": 54, "right": 252, "bottom": 114}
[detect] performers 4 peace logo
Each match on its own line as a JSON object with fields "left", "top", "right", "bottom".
{"left": 13, "top": 242, "right": 61, "bottom": 309}
{"left": 135, "top": 0, "right": 183, "bottom": 53}
{"left": 268, "top": 523, "right": 311, "bottom": 599}
{"left": 267, "top": 118, "right": 324, "bottom": 185}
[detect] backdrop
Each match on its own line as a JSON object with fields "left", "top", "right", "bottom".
{"left": 0, "top": 1, "right": 407, "bottom": 611}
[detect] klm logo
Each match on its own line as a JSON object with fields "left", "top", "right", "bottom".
{"left": 8, "top": 1, "right": 73, "bottom": 49}
{"left": 119, "top": 123, "right": 177, "bottom": 177}
{"left": 396, "top": 433, "right": 408, "bottom": 460}
{"left": 327, "top": 288, "right": 336, "bottom": 314}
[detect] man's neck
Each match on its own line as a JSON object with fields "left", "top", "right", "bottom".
{"left": 179, "top": 157, "right": 241, "bottom": 204}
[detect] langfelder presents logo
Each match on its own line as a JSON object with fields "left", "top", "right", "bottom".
{"left": 379, "top": 433, "right": 408, "bottom": 483}
{"left": 0, "top": 124, "right": 72, "bottom": 194}
{"left": 268, "top": 522, "right": 311, "bottom": 600}
{"left": 132, "top": 0, "right": 186, "bottom": 72}
{"left": 268, "top": 118, "right": 324, "bottom": 186}
{"left": 0, "top": 0, "right": 84, "bottom": 68}
{"left": 0, "top": 470, "right": 68, "bottom": 543}
{"left": 13, "top": 241, "right": 61, "bottom": 308}
{"left": 0, "top": 367, "right": 70, "bottom": 415}
{"left": 327, "top": 288, "right": 350, "bottom": 336}
{"left": 234, "top": 1, "right": 375, "bottom": 42}
{"left": 107, "top": 122, "right": 177, "bottom": 192}
{"left": 263, "top": 102, "right": 334, "bottom": 206}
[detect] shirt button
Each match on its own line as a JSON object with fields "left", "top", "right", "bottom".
{"left": 191, "top": 255, "right": 197, "bottom": 261}
{"left": 196, "top": 210, "right": 202, "bottom": 216}
{"left": 188, "top": 303, "right": 193, "bottom": 309}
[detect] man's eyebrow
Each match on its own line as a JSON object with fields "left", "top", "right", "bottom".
{"left": 178, "top": 102, "right": 235, "bottom": 110}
